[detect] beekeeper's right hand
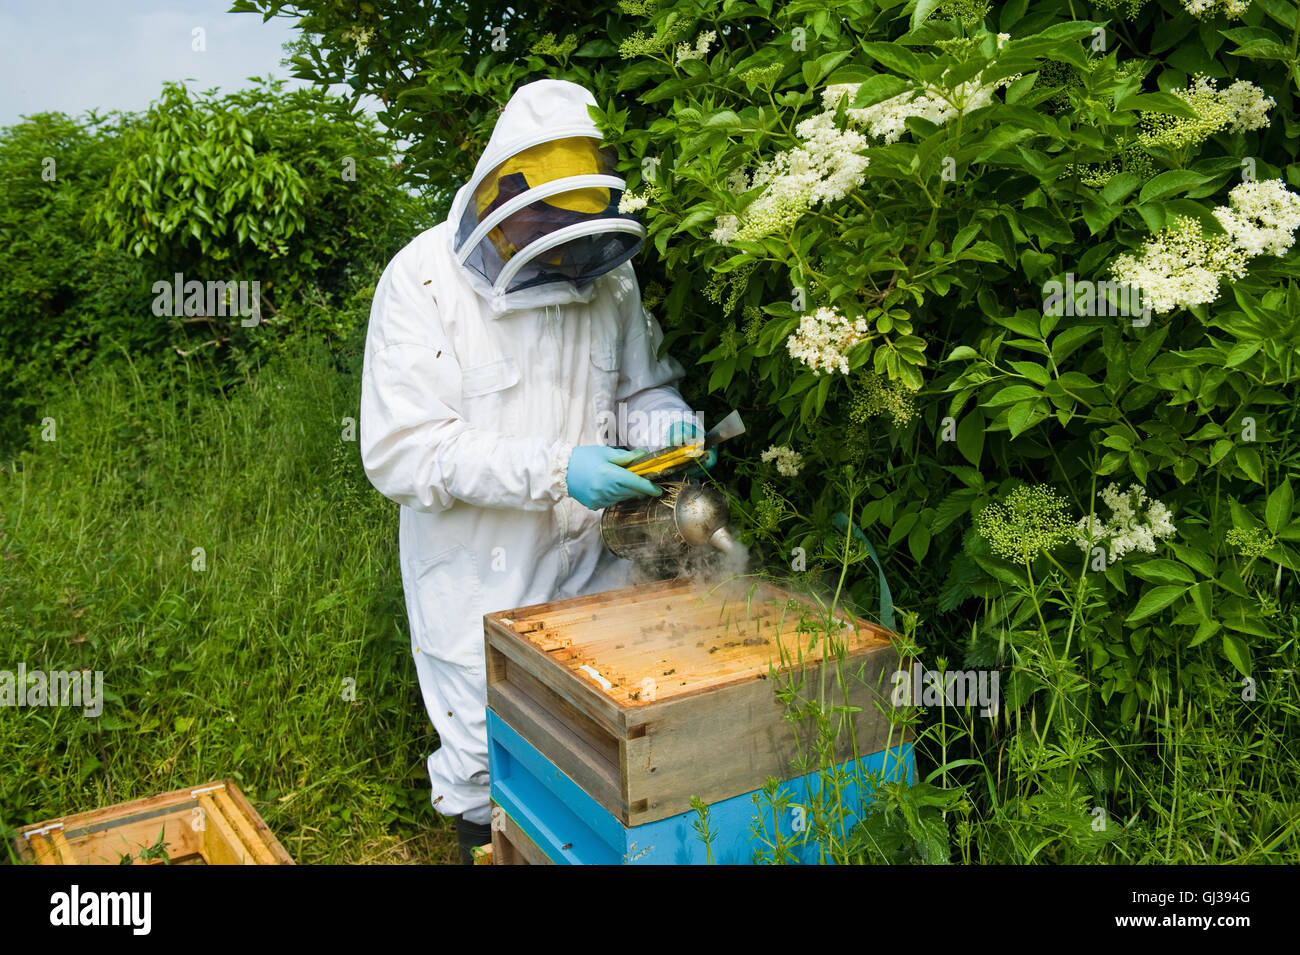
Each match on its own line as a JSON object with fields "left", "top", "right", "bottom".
{"left": 565, "top": 445, "right": 662, "bottom": 510}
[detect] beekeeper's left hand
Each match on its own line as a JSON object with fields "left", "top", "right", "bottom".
{"left": 667, "top": 421, "right": 717, "bottom": 473}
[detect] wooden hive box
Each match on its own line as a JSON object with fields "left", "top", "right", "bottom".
{"left": 485, "top": 578, "right": 904, "bottom": 829}
{"left": 14, "top": 780, "right": 294, "bottom": 865}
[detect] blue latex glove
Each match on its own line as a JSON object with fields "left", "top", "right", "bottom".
{"left": 667, "top": 421, "right": 717, "bottom": 472}
{"left": 566, "top": 445, "right": 662, "bottom": 510}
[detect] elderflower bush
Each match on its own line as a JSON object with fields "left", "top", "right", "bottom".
{"left": 589, "top": 0, "right": 1300, "bottom": 705}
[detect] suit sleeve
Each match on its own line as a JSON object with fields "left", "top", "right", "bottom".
{"left": 614, "top": 267, "right": 696, "bottom": 449}
{"left": 359, "top": 259, "right": 572, "bottom": 513}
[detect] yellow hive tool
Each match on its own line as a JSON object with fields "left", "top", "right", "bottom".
{"left": 624, "top": 411, "right": 746, "bottom": 481}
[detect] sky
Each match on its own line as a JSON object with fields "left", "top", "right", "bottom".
{"left": 0, "top": 0, "right": 368, "bottom": 127}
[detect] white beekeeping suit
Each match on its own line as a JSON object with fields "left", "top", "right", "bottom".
{"left": 359, "top": 79, "right": 694, "bottom": 835}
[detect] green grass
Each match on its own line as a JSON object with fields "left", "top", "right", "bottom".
{"left": 0, "top": 340, "right": 456, "bottom": 864}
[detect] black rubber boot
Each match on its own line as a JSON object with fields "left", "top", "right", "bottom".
{"left": 456, "top": 815, "right": 492, "bottom": 865}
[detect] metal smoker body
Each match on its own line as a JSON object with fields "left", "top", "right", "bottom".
{"left": 600, "top": 481, "right": 743, "bottom": 562}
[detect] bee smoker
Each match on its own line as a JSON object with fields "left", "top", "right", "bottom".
{"left": 600, "top": 480, "right": 744, "bottom": 563}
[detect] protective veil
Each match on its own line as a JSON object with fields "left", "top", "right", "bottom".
{"left": 360, "top": 79, "right": 694, "bottom": 825}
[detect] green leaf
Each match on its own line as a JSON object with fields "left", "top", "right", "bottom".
{"left": 933, "top": 488, "right": 977, "bottom": 533}
{"left": 1168, "top": 542, "right": 1216, "bottom": 578}
{"left": 1254, "top": 0, "right": 1298, "bottom": 29}
{"left": 1139, "top": 170, "right": 1212, "bottom": 204}
{"left": 1190, "top": 580, "right": 1213, "bottom": 618}
{"left": 860, "top": 42, "right": 923, "bottom": 80}
{"left": 911, "top": 0, "right": 944, "bottom": 30}
{"left": 1235, "top": 446, "right": 1264, "bottom": 484}
{"left": 675, "top": 206, "right": 717, "bottom": 235}
{"left": 847, "top": 73, "right": 913, "bottom": 109}
{"left": 957, "top": 409, "right": 985, "bottom": 466}
{"left": 1007, "top": 400, "right": 1037, "bottom": 438}
{"left": 1117, "top": 91, "right": 1199, "bottom": 118}
{"left": 708, "top": 356, "right": 737, "bottom": 391}
{"left": 1188, "top": 619, "right": 1219, "bottom": 647}
{"left": 947, "top": 465, "right": 986, "bottom": 489}
{"left": 973, "top": 555, "right": 1026, "bottom": 587}
{"left": 908, "top": 522, "right": 931, "bottom": 562}
{"left": 1051, "top": 325, "right": 1101, "bottom": 363}
{"left": 1223, "top": 615, "right": 1275, "bottom": 638}
{"left": 1266, "top": 479, "right": 1293, "bottom": 534}
{"left": 888, "top": 510, "right": 920, "bottom": 546}
{"left": 1224, "top": 341, "right": 1262, "bottom": 367}
{"left": 1009, "top": 361, "right": 1051, "bottom": 386}
{"left": 1128, "top": 559, "right": 1196, "bottom": 584}
{"left": 985, "top": 385, "right": 1040, "bottom": 406}
{"left": 1125, "top": 585, "right": 1187, "bottom": 623}
{"left": 704, "top": 110, "right": 742, "bottom": 129}
{"left": 1101, "top": 172, "right": 1142, "bottom": 205}
{"left": 1228, "top": 39, "right": 1292, "bottom": 60}
{"left": 1222, "top": 632, "right": 1252, "bottom": 677}
{"left": 1129, "top": 449, "right": 1149, "bottom": 484}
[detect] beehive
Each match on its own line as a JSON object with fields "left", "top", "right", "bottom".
{"left": 487, "top": 710, "right": 912, "bottom": 864}
{"left": 485, "top": 577, "right": 905, "bottom": 830}
{"left": 15, "top": 780, "right": 293, "bottom": 865}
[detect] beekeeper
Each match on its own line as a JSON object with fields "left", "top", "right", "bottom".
{"left": 359, "top": 79, "right": 712, "bottom": 863}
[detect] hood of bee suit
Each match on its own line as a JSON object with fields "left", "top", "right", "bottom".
{"left": 446, "top": 79, "right": 646, "bottom": 316}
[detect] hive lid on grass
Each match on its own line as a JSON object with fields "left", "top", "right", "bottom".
{"left": 15, "top": 779, "right": 294, "bottom": 865}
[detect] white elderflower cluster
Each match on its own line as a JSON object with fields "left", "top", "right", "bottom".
{"left": 1181, "top": 0, "right": 1250, "bottom": 19}
{"left": 1113, "top": 180, "right": 1300, "bottom": 313}
{"left": 726, "top": 167, "right": 750, "bottom": 194}
{"left": 1220, "top": 80, "right": 1275, "bottom": 133}
{"left": 1110, "top": 216, "right": 1249, "bottom": 313}
{"left": 619, "top": 191, "right": 649, "bottom": 214}
{"left": 711, "top": 32, "right": 1017, "bottom": 245}
{"left": 785, "top": 305, "right": 869, "bottom": 375}
{"left": 790, "top": 110, "right": 873, "bottom": 204}
{"left": 619, "top": 181, "right": 659, "bottom": 215}
{"left": 819, "top": 35, "right": 1017, "bottom": 144}
{"left": 1140, "top": 76, "right": 1273, "bottom": 149}
{"left": 716, "top": 114, "right": 871, "bottom": 243}
{"left": 1213, "top": 179, "right": 1300, "bottom": 257}
{"left": 1074, "top": 484, "right": 1177, "bottom": 564}
{"left": 675, "top": 30, "right": 715, "bottom": 65}
{"left": 710, "top": 212, "right": 741, "bottom": 244}
{"left": 822, "top": 83, "right": 951, "bottom": 144}
{"left": 339, "top": 25, "right": 374, "bottom": 56}
{"left": 761, "top": 444, "right": 804, "bottom": 477}
{"left": 819, "top": 68, "right": 1016, "bottom": 145}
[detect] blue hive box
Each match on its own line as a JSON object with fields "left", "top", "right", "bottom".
{"left": 489, "top": 708, "right": 914, "bottom": 864}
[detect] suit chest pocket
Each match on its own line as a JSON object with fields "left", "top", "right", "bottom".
{"left": 460, "top": 357, "right": 522, "bottom": 434}
{"left": 588, "top": 336, "right": 622, "bottom": 426}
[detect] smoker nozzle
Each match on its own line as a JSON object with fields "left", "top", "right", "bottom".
{"left": 708, "top": 524, "right": 744, "bottom": 556}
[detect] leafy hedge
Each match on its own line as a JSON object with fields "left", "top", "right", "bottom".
{"left": 0, "top": 80, "right": 426, "bottom": 452}
{"left": 83, "top": 78, "right": 426, "bottom": 363}
{"left": 0, "top": 112, "right": 154, "bottom": 444}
